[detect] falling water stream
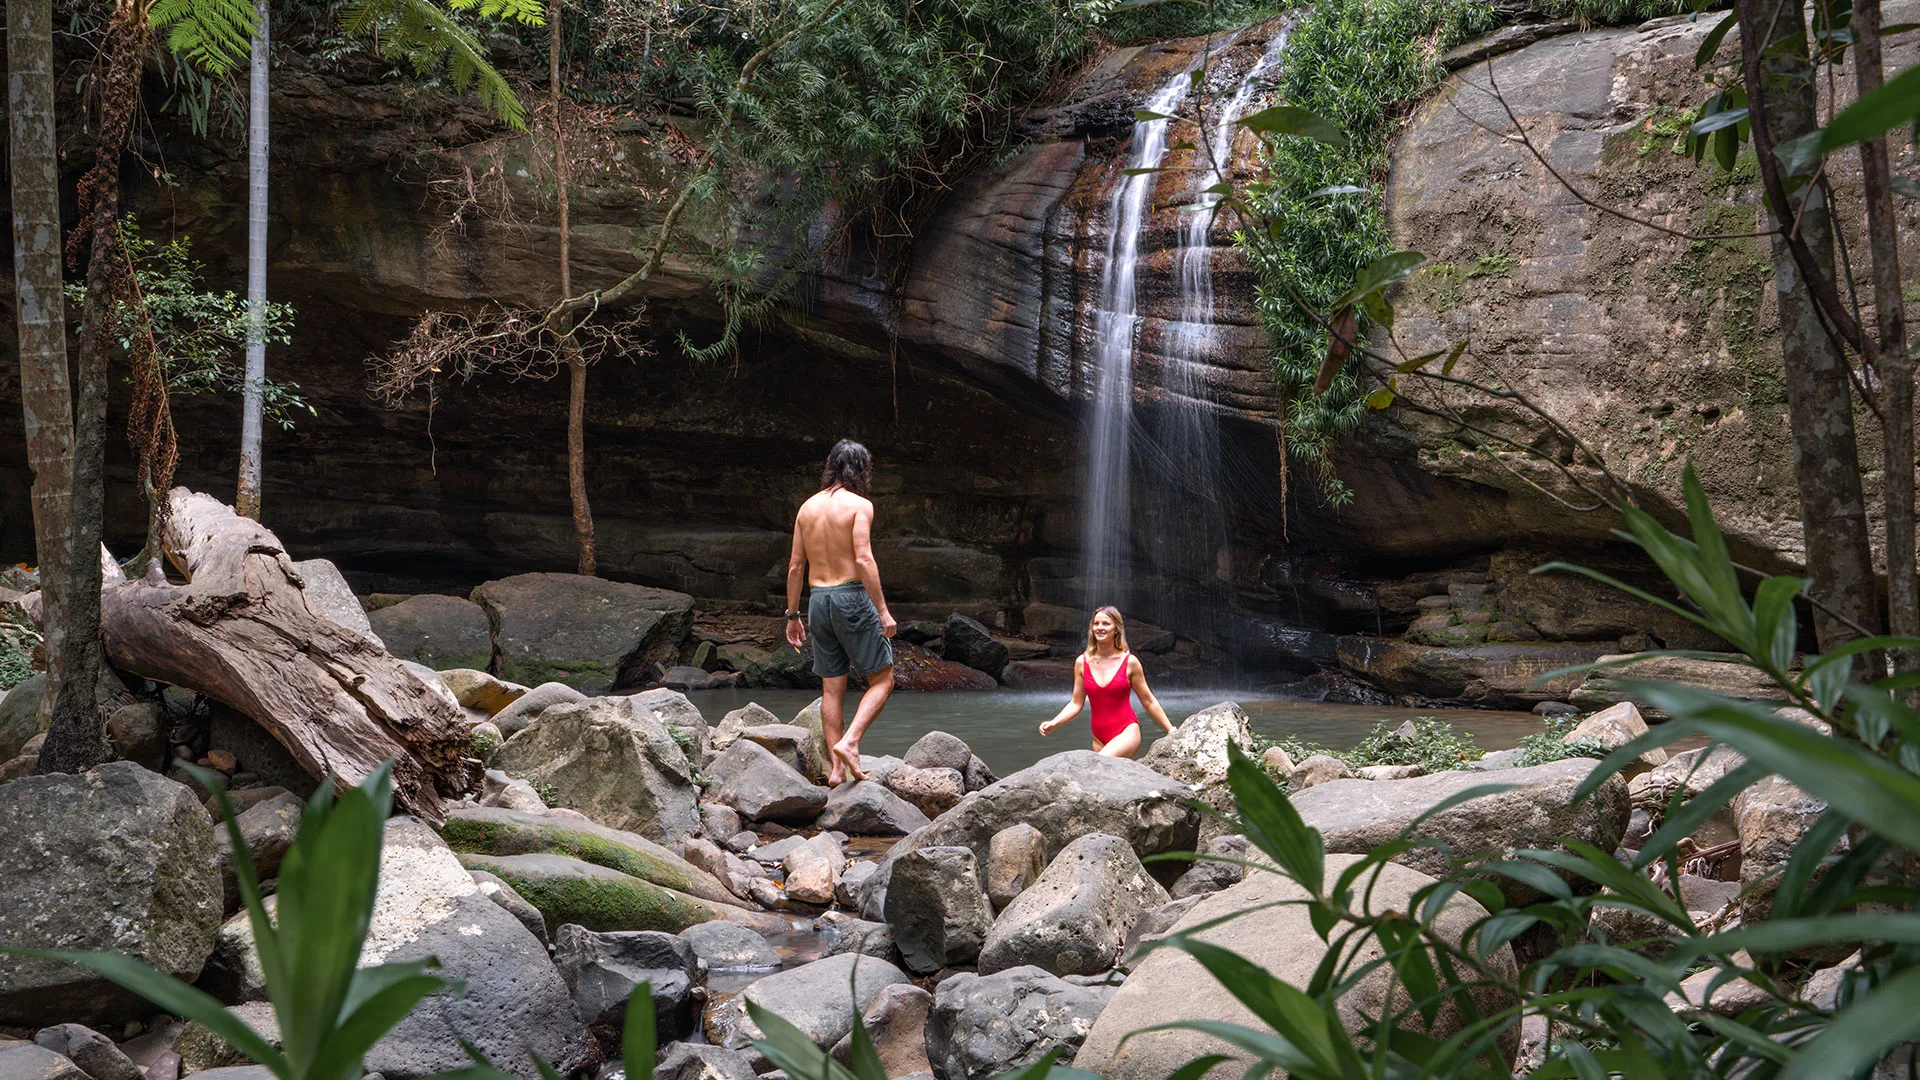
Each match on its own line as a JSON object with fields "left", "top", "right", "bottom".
{"left": 1081, "top": 27, "right": 1293, "bottom": 635}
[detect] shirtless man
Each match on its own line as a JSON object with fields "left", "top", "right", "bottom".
{"left": 786, "top": 439, "right": 898, "bottom": 785}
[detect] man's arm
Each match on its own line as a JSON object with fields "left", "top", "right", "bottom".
{"left": 851, "top": 501, "right": 896, "bottom": 637}
{"left": 785, "top": 515, "right": 809, "bottom": 649}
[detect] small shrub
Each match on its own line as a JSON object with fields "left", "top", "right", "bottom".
{"left": 0, "top": 625, "right": 37, "bottom": 692}
{"left": 1507, "top": 715, "right": 1613, "bottom": 767}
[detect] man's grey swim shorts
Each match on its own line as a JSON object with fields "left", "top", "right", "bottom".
{"left": 808, "top": 581, "right": 893, "bottom": 678}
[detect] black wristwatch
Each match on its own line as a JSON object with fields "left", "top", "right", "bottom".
{"left": 785, "top": 610, "right": 801, "bottom": 620}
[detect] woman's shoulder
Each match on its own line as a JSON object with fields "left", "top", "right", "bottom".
{"left": 1126, "top": 652, "right": 1144, "bottom": 673}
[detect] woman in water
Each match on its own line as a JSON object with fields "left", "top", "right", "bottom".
{"left": 1037, "top": 606, "right": 1174, "bottom": 757}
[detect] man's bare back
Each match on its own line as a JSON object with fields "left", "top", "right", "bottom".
{"left": 793, "top": 488, "right": 870, "bottom": 587}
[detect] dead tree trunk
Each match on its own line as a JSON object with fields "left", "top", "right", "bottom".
{"left": 100, "top": 489, "right": 479, "bottom": 819}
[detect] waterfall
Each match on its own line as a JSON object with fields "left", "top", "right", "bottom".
{"left": 1080, "top": 27, "right": 1292, "bottom": 637}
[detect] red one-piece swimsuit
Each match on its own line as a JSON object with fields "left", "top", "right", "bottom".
{"left": 1084, "top": 651, "right": 1139, "bottom": 743}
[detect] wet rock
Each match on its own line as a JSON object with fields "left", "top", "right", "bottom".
{"left": 456, "top": 851, "right": 748, "bottom": 934}
{"left": 472, "top": 573, "right": 695, "bottom": 691}
{"left": 887, "top": 645, "right": 1000, "bottom": 691}
{"left": 882, "top": 752, "right": 1199, "bottom": 890}
{"left": 978, "top": 833, "right": 1170, "bottom": 977}
{"left": 0, "top": 763, "right": 219, "bottom": 1027}
{"left": 0, "top": 1044, "right": 95, "bottom": 1080}
{"left": 681, "top": 920, "right": 780, "bottom": 970}
{"left": 1565, "top": 702, "right": 1667, "bottom": 771}
{"left": 904, "top": 730, "right": 975, "bottom": 773}
{"left": 554, "top": 924, "right": 704, "bottom": 1042}
{"left": 0, "top": 674, "right": 47, "bottom": 762}
{"left": 1289, "top": 758, "right": 1630, "bottom": 904}
{"left": 440, "top": 804, "right": 737, "bottom": 905}
{"left": 478, "top": 769, "right": 548, "bottom": 814}
{"left": 942, "top": 615, "right": 1010, "bottom": 676}
{"left": 367, "top": 594, "right": 492, "bottom": 672}
{"left": 216, "top": 792, "right": 302, "bottom": 907}
{"left": 438, "top": 669, "right": 529, "bottom": 716}
{"left": 707, "top": 953, "right": 911, "bottom": 1052}
{"left": 816, "top": 780, "right": 932, "bottom": 836}
{"left": 985, "top": 823, "right": 1048, "bottom": 910}
{"left": 926, "top": 967, "right": 1117, "bottom": 1080}
{"left": 886, "top": 846, "right": 994, "bottom": 974}
{"left": 1076, "top": 858, "right": 1516, "bottom": 1080}
{"left": 829, "top": 984, "right": 933, "bottom": 1077}
{"left": 493, "top": 697, "right": 702, "bottom": 844}
{"left": 1288, "top": 754, "right": 1351, "bottom": 790}
{"left": 470, "top": 869, "right": 549, "bottom": 945}
{"left": 1355, "top": 764, "right": 1423, "bottom": 781}
{"left": 705, "top": 740, "right": 830, "bottom": 823}
{"left": 490, "top": 681, "right": 588, "bottom": 738}
{"left": 656, "top": 1044, "right": 760, "bottom": 1080}
{"left": 783, "top": 833, "right": 844, "bottom": 905}
{"left": 30, "top": 1024, "right": 141, "bottom": 1080}
{"left": 1169, "top": 834, "right": 1251, "bottom": 899}
{"left": 885, "top": 764, "right": 966, "bottom": 818}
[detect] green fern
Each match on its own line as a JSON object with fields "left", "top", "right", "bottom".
{"left": 341, "top": 0, "right": 539, "bottom": 129}
{"left": 150, "top": 0, "right": 259, "bottom": 76}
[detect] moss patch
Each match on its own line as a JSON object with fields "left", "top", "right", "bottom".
{"left": 458, "top": 853, "right": 720, "bottom": 933}
{"left": 439, "top": 810, "right": 706, "bottom": 897}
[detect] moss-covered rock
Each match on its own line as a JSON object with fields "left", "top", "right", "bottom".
{"left": 439, "top": 805, "right": 738, "bottom": 906}
{"left": 457, "top": 852, "right": 734, "bottom": 934}
{"left": 492, "top": 697, "right": 703, "bottom": 845}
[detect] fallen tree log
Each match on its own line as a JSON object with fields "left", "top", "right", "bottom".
{"left": 100, "top": 488, "right": 479, "bottom": 820}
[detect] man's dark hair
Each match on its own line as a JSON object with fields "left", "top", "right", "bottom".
{"left": 821, "top": 439, "right": 873, "bottom": 495}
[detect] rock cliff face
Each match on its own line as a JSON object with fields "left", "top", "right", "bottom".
{"left": 4, "top": 12, "right": 1907, "bottom": 689}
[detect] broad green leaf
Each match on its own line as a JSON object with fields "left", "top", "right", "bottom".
{"left": 1695, "top": 9, "right": 1738, "bottom": 65}
{"left": 306, "top": 966, "right": 450, "bottom": 1080}
{"left": 1690, "top": 107, "right": 1750, "bottom": 136}
{"left": 1752, "top": 575, "right": 1806, "bottom": 672}
{"left": 1782, "top": 964, "right": 1920, "bottom": 1080}
{"left": 1665, "top": 913, "right": 1920, "bottom": 960}
{"left": 1135, "top": 109, "right": 1178, "bottom": 122}
{"left": 1236, "top": 104, "right": 1349, "bottom": 147}
{"left": 1364, "top": 384, "right": 1395, "bottom": 410}
{"left": 1224, "top": 743, "right": 1324, "bottom": 893}
{"left": 1335, "top": 251, "right": 1427, "bottom": 308}
{"left": 1792, "top": 62, "right": 1920, "bottom": 166}
{"left": 1631, "top": 762, "right": 1767, "bottom": 870}
{"left": 624, "top": 980, "right": 659, "bottom": 1080}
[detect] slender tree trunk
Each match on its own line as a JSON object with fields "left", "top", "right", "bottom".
{"left": 1853, "top": 0, "right": 1917, "bottom": 675}
{"left": 236, "top": 0, "right": 271, "bottom": 520}
{"left": 1735, "top": 0, "right": 1882, "bottom": 651}
{"left": 8, "top": 0, "right": 95, "bottom": 767}
{"left": 551, "top": 1, "right": 596, "bottom": 575}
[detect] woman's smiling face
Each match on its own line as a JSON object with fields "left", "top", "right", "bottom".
{"left": 1090, "top": 611, "right": 1117, "bottom": 643}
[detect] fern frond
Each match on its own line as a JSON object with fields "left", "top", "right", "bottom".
{"left": 346, "top": 0, "right": 535, "bottom": 129}
{"left": 152, "top": 0, "right": 257, "bottom": 76}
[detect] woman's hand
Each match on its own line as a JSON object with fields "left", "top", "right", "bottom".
{"left": 1038, "top": 718, "right": 1060, "bottom": 736}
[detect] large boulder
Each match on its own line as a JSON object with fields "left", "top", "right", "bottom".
{"left": 829, "top": 983, "right": 934, "bottom": 1078}
{"left": 1076, "top": 857, "right": 1518, "bottom": 1080}
{"left": 1288, "top": 758, "right": 1630, "bottom": 902}
{"left": 706, "top": 952, "right": 912, "bottom": 1052}
{"left": 1137, "top": 701, "right": 1252, "bottom": 827}
{"left": 680, "top": 920, "right": 780, "bottom": 970}
{"left": 977, "top": 833, "right": 1169, "bottom": 976}
{"left": 704, "top": 739, "right": 829, "bottom": 823}
{"left": 552, "top": 924, "right": 704, "bottom": 1042}
{"left": 882, "top": 751, "right": 1199, "bottom": 886}
{"left": 942, "top": 615, "right": 1010, "bottom": 676}
{"left": 904, "top": 730, "right": 975, "bottom": 773}
{"left": 30, "top": 1024, "right": 142, "bottom": 1080}
{"left": 291, "top": 559, "right": 384, "bottom": 648}
{"left": 0, "top": 764, "right": 220, "bottom": 1027}
{"left": 0, "top": 1046, "right": 90, "bottom": 1080}
{"left": 490, "top": 681, "right": 588, "bottom": 738}
{"left": 656, "top": 1044, "right": 759, "bottom": 1080}
{"left": 712, "top": 703, "right": 780, "bottom": 753}
{"left": 1568, "top": 654, "right": 1790, "bottom": 716}
{"left": 492, "top": 697, "right": 702, "bottom": 844}
{"left": 362, "top": 819, "right": 591, "bottom": 1078}
{"left": 438, "top": 805, "right": 738, "bottom": 905}
{"left": 886, "top": 764, "right": 967, "bottom": 818}
{"left": 456, "top": 851, "right": 760, "bottom": 935}
{"left": 0, "top": 674, "right": 48, "bottom": 762}
{"left": 626, "top": 688, "right": 713, "bottom": 768}
{"left": 886, "top": 846, "right": 995, "bottom": 974}
{"left": 1736, "top": 776, "right": 1828, "bottom": 902}
{"left": 472, "top": 572, "right": 694, "bottom": 691}
{"left": 816, "top": 780, "right": 933, "bottom": 836}
{"left": 1565, "top": 701, "right": 1668, "bottom": 771}
{"left": 367, "top": 594, "right": 493, "bottom": 671}
{"left": 438, "top": 669, "right": 528, "bottom": 716}
{"left": 926, "top": 967, "right": 1118, "bottom": 1080}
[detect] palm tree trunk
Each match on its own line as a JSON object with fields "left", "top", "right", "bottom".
{"left": 551, "top": 1, "right": 596, "bottom": 575}
{"left": 1734, "top": 0, "right": 1882, "bottom": 652}
{"left": 1852, "top": 0, "right": 1917, "bottom": 676}
{"left": 236, "top": 0, "right": 271, "bottom": 519}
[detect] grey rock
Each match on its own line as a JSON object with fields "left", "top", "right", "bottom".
{"left": 707, "top": 953, "right": 911, "bottom": 1051}
{"left": 0, "top": 1045, "right": 90, "bottom": 1080}
{"left": 816, "top": 781, "right": 932, "bottom": 836}
{"left": 1289, "top": 758, "right": 1631, "bottom": 904}
{"left": 176, "top": 1003, "right": 279, "bottom": 1072}
{"left": 725, "top": 830, "right": 760, "bottom": 854}
{"left": 941, "top": 615, "right": 1010, "bottom": 676}
{"left": 706, "top": 740, "right": 830, "bottom": 823}
{"left": 1169, "top": 834, "right": 1251, "bottom": 899}
{"left": 740, "top": 725, "right": 821, "bottom": 780}
{"left": 1120, "top": 895, "right": 1205, "bottom": 964}
{"left": 1138, "top": 702, "right": 1251, "bottom": 818}
{"left": 926, "top": 967, "right": 1117, "bottom": 1080}
{"left": 828, "top": 984, "right": 933, "bottom": 1077}
{"left": 104, "top": 702, "right": 163, "bottom": 770}
{"left": 903, "top": 730, "right": 974, "bottom": 773}
{"left": 978, "top": 833, "right": 1170, "bottom": 976}
{"left": 293, "top": 559, "right": 385, "bottom": 649}
{"left": 478, "top": 769, "right": 549, "bottom": 814}
{"left": 0, "top": 675, "right": 47, "bottom": 762}
{"left": 472, "top": 572, "right": 695, "bottom": 691}
{"left": 782, "top": 833, "right": 844, "bottom": 905}
{"left": 820, "top": 916, "right": 897, "bottom": 961}
{"left": 627, "top": 688, "right": 713, "bottom": 769}
{"left": 882, "top": 752, "right": 1199, "bottom": 891}
{"left": 217, "top": 792, "right": 302, "bottom": 908}
{"left": 964, "top": 755, "right": 998, "bottom": 793}
{"left": 494, "top": 696, "right": 702, "bottom": 844}
{"left": 861, "top": 755, "right": 906, "bottom": 790}
{"left": 884, "top": 764, "right": 966, "bottom": 818}
{"left": 681, "top": 921, "right": 780, "bottom": 970}
{"left": 554, "top": 923, "right": 704, "bottom": 1041}
{"left": 701, "top": 803, "right": 744, "bottom": 840}
{"left": 366, "top": 594, "right": 491, "bottom": 671}
{"left": 0, "top": 763, "right": 220, "bottom": 1026}
{"left": 1355, "top": 764, "right": 1424, "bottom": 781}
{"left": 1736, "top": 775, "right": 1830, "bottom": 903}
{"left": 984, "top": 823, "right": 1048, "bottom": 911}
{"left": 1288, "top": 754, "right": 1351, "bottom": 790}
{"left": 438, "top": 669, "right": 529, "bottom": 716}
{"left": 656, "top": 1044, "right": 760, "bottom": 1080}
{"left": 886, "top": 846, "right": 993, "bottom": 974}
{"left": 470, "top": 869, "right": 550, "bottom": 945}
{"left": 30, "top": 1025, "right": 140, "bottom": 1080}
{"left": 200, "top": 900, "right": 273, "bottom": 1003}
{"left": 748, "top": 835, "right": 808, "bottom": 865}
{"left": 491, "top": 681, "right": 589, "bottom": 738}
{"left": 837, "top": 860, "right": 879, "bottom": 907}
{"left": 712, "top": 703, "right": 780, "bottom": 753}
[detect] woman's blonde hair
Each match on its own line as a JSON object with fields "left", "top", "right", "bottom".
{"left": 1084, "top": 606, "right": 1130, "bottom": 656}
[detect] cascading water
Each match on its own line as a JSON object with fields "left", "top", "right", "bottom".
{"left": 1080, "top": 27, "right": 1293, "bottom": 641}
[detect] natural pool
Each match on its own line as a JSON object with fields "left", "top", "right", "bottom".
{"left": 683, "top": 687, "right": 1546, "bottom": 776}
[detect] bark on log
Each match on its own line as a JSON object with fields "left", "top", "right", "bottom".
{"left": 100, "top": 488, "right": 479, "bottom": 820}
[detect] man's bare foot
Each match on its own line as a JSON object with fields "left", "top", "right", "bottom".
{"left": 832, "top": 742, "right": 868, "bottom": 782}
{"left": 827, "top": 760, "right": 845, "bottom": 786}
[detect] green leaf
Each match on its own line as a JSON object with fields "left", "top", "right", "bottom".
{"left": 1334, "top": 250, "right": 1427, "bottom": 308}
{"left": 1364, "top": 384, "right": 1396, "bottom": 410}
{"left": 1695, "top": 9, "right": 1738, "bottom": 65}
{"left": 1690, "top": 107, "right": 1749, "bottom": 137}
{"left": 1793, "top": 62, "right": 1920, "bottom": 167}
{"left": 1782, "top": 964, "right": 1920, "bottom": 1080}
{"left": 306, "top": 963, "right": 451, "bottom": 1080}
{"left": 1752, "top": 575, "right": 1806, "bottom": 672}
{"left": 624, "top": 981, "right": 658, "bottom": 1080}
{"left": 1236, "top": 104, "right": 1349, "bottom": 147}
{"left": 1224, "top": 743, "right": 1324, "bottom": 894}
{"left": 1134, "top": 109, "right": 1179, "bottom": 122}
